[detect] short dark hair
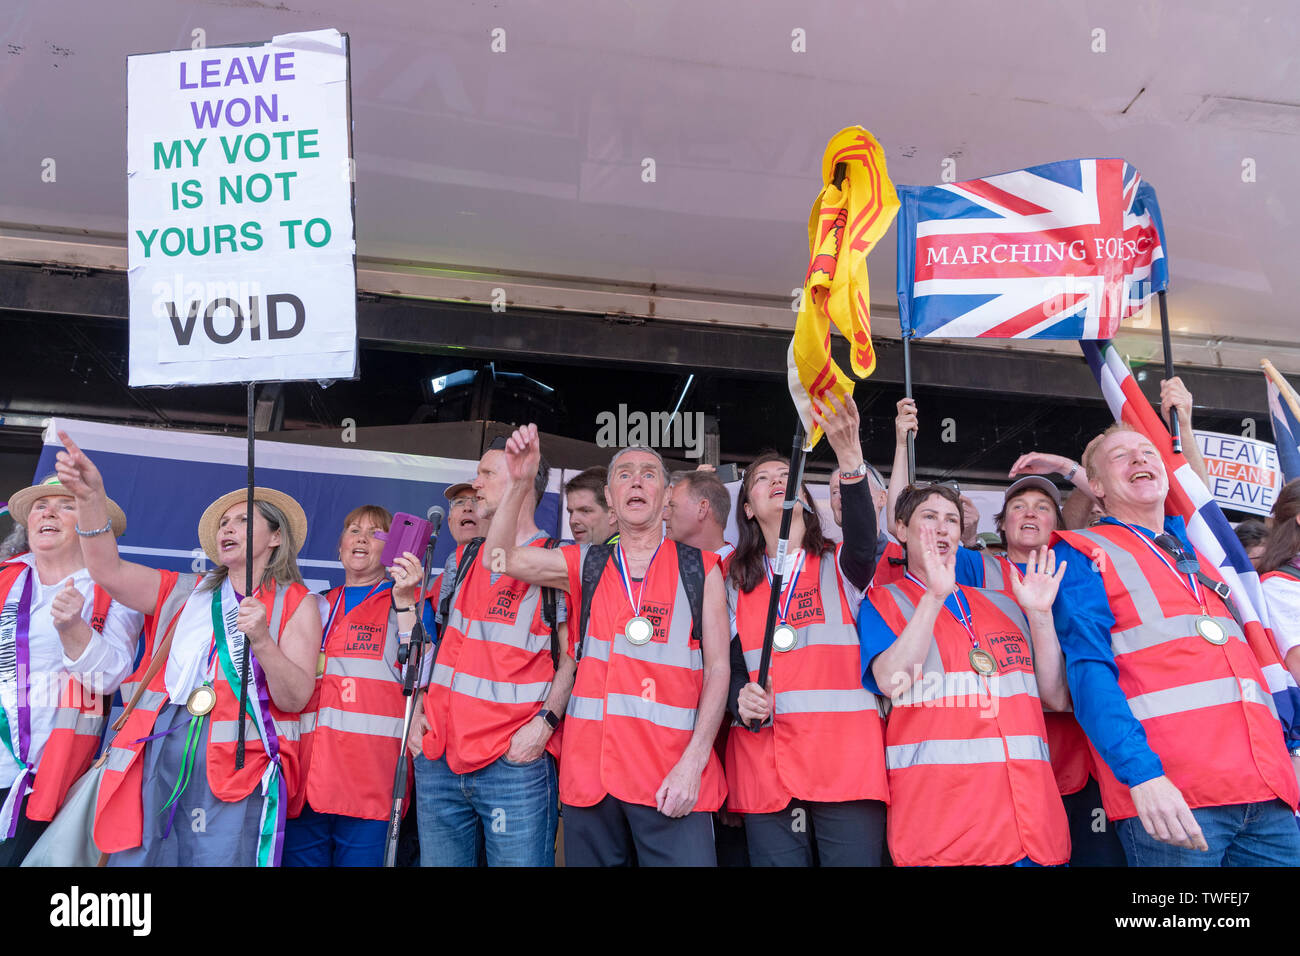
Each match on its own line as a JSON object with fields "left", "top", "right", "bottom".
{"left": 1235, "top": 518, "right": 1268, "bottom": 550}
{"left": 565, "top": 467, "right": 608, "bottom": 503}
{"left": 670, "top": 470, "right": 731, "bottom": 528}
{"left": 896, "top": 483, "right": 964, "bottom": 535}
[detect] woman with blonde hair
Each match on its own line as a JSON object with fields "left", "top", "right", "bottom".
{"left": 54, "top": 432, "right": 320, "bottom": 866}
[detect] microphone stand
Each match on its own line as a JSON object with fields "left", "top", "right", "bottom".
{"left": 383, "top": 511, "right": 443, "bottom": 867}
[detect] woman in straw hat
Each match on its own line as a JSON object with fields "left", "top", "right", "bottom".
{"left": 53, "top": 431, "right": 321, "bottom": 866}
{"left": 0, "top": 475, "right": 142, "bottom": 866}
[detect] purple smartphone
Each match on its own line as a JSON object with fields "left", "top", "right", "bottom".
{"left": 374, "top": 512, "right": 432, "bottom": 566}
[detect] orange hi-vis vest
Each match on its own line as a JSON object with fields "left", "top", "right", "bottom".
{"left": 295, "top": 582, "right": 410, "bottom": 820}
{"left": 1054, "top": 526, "right": 1299, "bottom": 821}
{"left": 94, "top": 571, "right": 308, "bottom": 854}
{"left": 0, "top": 561, "right": 114, "bottom": 823}
{"left": 422, "top": 540, "right": 561, "bottom": 774}
{"left": 726, "top": 546, "right": 888, "bottom": 813}
{"left": 868, "top": 579, "right": 1070, "bottom": 866}
{"left": 983, "top": 551, "right": 1093, "bottom": 796}
{"left": 561, "top": 541, "right": 726, "bottom": 811}
{"left": 870, "top": 540, "right": 907, "bottom": 588}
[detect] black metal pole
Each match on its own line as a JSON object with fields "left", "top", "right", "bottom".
{"left": 237, "top": 382, "right": 254, "bottom": 770}
{"left": 902, "top": 332, "right": 916, "bottom": 484}
{"left": 749, "top": 425, "right": 808, "bottom": 731}
{"left": 1157, "top": 290, "right": 1181, "bottom": 453}
{"left": 384, "top": 518, "right": 441, "bottom": 866}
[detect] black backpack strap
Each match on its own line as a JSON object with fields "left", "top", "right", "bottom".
{"left": 440, "top": 537, "right": 484, "bottom": 624}
{"left": 1274, "top": 564, "right": 1300, "bottom": 583}
{"left": 577, "top": 544, "right": 614, "bottom": 662}
{"left": 675, "top": 541, "right": 706, "bottom": 644}
{"left": 540, "top": 537, "right": 562, "bottom": 670}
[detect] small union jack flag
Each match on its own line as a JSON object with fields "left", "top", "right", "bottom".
{"left": 896, "top": 158, "right": 1169, "bottom": 340}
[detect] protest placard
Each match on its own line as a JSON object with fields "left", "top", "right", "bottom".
{"left": 1194, "top": 429, "right": 1282, "bottom": 517}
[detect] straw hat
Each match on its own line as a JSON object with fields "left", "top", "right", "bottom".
{"left": 8, "top": 476, "right": 127, "bottom": 537}
{"left": 197, "top": 487, "right": 308, "bottom": 565}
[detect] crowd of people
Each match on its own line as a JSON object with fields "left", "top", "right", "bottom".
{"left": 2, "top": 373, "right": 1299, "bottom": 867}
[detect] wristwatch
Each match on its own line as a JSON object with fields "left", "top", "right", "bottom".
{"left": 839, "top": 462, "right": 869, "bottom": 481}
{"left": 538, "top": 709, "right": 559, "bottom": 730}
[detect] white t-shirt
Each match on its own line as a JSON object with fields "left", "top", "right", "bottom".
{"left": 0, "top": 555, "right": 143, "bottom": 788}
{"left": 1262, "top": 569, "right": 1300, "bottom": 660}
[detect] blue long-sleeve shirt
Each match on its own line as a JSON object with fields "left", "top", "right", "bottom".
{"left": 1049, "top": 516, "right": 1195, "bottom": 788}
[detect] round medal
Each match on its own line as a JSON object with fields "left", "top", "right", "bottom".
{"left": 316, "top": 651, "right": 327, "bottom": 678}
{"left": 772, "top": 623, "right": 798, "bottom": 652}
{"left": 968, "top": 648, "right": 997, "bottom": 676}
{"left": 1196, "top": 616, "right": 1228, "bottom": 645}
{"left": 186, "top": 684, "right": 216, "bottom": 717}
{"left": 625, "top": 615, "right": 654, "bottom": 645}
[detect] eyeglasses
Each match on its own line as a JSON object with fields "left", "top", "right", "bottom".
{"left": 450, "top": 496, "right": 476, "bottom": 510}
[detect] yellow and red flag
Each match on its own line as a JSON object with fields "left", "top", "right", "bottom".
{"left": 788, "top": 126, "right": 898, "bottom": 449}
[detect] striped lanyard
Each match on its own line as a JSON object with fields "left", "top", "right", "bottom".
{"left": 905, "top": 571, "right": 983, "bottom": 653}
{"left": 763, "top": 550, "right": 806, "bottom": 624}
{"left": 322, "top": 580, "right": 390, "bottom": 651}
{"left": 1111, "top": 520, "right": 1207, "bottom": 613}
{"left": 613, "top": 536, "right": 665, "bottom": 618}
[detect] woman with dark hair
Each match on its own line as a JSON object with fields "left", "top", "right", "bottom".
{"left": 1259, "top": 479, "right": 1300, "bottom": 682}
{"left": 54, "top": 432, "right": 321, "bottom": 866}
{"left": 284, "top": 504, "right": 424, "bottom": 867}
{"left": 860, "top": 483, "right": 1071, "bottom": 866}
{"left": 726, "top": 393, "right": 886, "bottom": 866}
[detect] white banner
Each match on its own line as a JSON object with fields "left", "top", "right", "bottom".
{"left": 127, "top": 29, "right": 356, "bottom": 386}
{"left": 1194, "top": 429, "right": 1282, "bottom": 517}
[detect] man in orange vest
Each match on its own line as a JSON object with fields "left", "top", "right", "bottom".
{"left": 1051, "top": 422, "right": 1300, "bottom": 865}
{"left": 486, "top": 425, "right": 730, "bottom": 866}
{"left": 410, "top": 440, "right": 574, "bottom": 866}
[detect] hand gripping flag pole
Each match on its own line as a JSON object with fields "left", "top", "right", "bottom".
{"left": 237, "top": 382, "right": 254, "bottom": 769}
{"left": 748, "top": 424, "right": 808, "bottom": 732}
{"left": 1158, "top": 291, "right": 1181, "bottom": 454}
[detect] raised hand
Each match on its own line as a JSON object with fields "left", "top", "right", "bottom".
{"left": 815, "top": 390, "right": 863, "bottom": 471}
{"left": 50, "top": 579, "right": 85, "bottom": 633}
{"left": 388, "top": 551, "right": 422, "bottom": 606}
{"left": 1009, "top": 546, "right": 1067, "bottom": 613}
{"left": 1160, "top": 376, "right": 1194, "bottom": 429}
{"left": 915, "top": 523, "right": 955, "bottom": 599}
{"left": 54, "top": 431, "right": 106, "bottom": 500}
{"left": 895, "top": 397, "right": 918, "bottom": 447}
{"left": 503, "top": 424, "right": 540, "bottom": 486}
{"left": 1009, "top": 451, "right": 1077, "bottom": 480}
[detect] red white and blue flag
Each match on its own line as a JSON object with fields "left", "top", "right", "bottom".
{"left": 1083, "top": 340, "right": 1300, "bottom": 745}
{"left": 897, "top": 159, "right": 1169, "bottom": 340}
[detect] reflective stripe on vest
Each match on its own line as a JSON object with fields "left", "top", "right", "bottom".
{"left": 1054, "top": 525, "right": 1298, "bottom": 819}
{"left": 886, "top": 734, "right": 1051, "bottom": 770}
{"left": 431, "top": 663, "right": 551, "bottom": 706}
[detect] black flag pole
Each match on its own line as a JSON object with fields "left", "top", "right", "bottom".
{"left": 749, "top": 424, "right": 808, "bottom": 732}
{"left": 237, "top": 382, "right": 254, "bottom": 770}
{"left": 1157, "top": 290, "right": 1182, "bottom": 453}
{"left": 902, "top": 331, "right": 916, "bottom": 483}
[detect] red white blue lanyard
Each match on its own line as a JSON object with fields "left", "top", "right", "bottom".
{"left": 904, "top": 570, "right": 983, "bottom": 652}
{"left": 614, "top": 537, "right": 664, "bottom": 617}
{"left": 322, "top": 580, "right": 391, "bottom": 651}
{"left": 1111, "top": 520, "right": 1206, "bottom": 611}
{"left": 764, "top": 551, "right": 806, "bottom": 624}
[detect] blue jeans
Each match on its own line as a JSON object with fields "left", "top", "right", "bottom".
{"left": 1116, "top": 799, "right": 1300, "bottom": 866}
{"left": 413, "top": 752, "right": 558, "bottom": 867}
{"left": 282, "top": 801, "right": 389, "bottom": 867}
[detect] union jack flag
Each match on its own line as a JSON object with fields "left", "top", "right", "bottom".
{"left": 896, "top": 159, "right": 1169, "bottom": 339}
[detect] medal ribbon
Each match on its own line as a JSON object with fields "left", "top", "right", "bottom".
{"left": 763, "top": 551, "right": 806, "bottom": 624}
{"left": 211, "top": 585, "right": 286, "bottom": 867}
{"left": 613, "top": 536, "right": 665, "bottom": 619}
{"left": 0, "top": 571, "right": 34, "bottom": 839}
{"left": 904, "top": 571, "right": 985, "bottom": 654}
{"left": 1112, "top": 520, "right": 1207, "bottom": 613}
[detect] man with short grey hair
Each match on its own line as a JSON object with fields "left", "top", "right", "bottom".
{"left": 666, "top": 469, "right": 733, "bottom": 567}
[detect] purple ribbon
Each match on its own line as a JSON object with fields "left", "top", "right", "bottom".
{"left": 250, "top": 654, "right": 284, "bottom": 866}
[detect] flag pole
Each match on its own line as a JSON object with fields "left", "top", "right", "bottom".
{"left": 902, "top": 331, "right": 916, "bottom": 483}
{"left": 1262, "top": 359, "right": 1300, "bottom": 422}
{"left": 1157, "top": 291, "right": 1181, "bottom": 454}
{"left": 237, "top": 381, "right": 254, "bottom": 770}
{"left": 749, "top": 424, "right": 807, "bottom": 732}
